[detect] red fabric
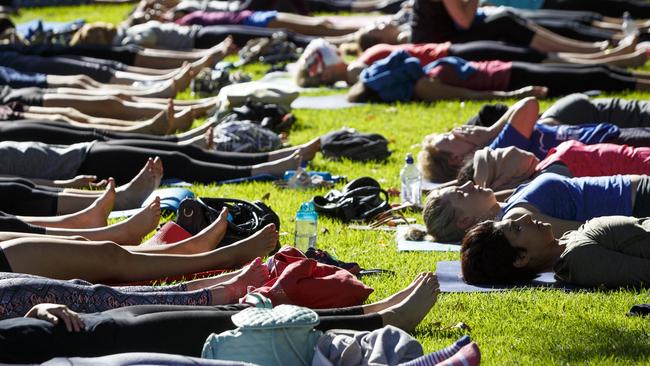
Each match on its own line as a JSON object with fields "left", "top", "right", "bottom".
{"left": 537, "top": 140, "right": 650, "bottom": 177}
{"left": 147, "top": 221, "right": 192, "bottom": 245}
{"left": 247, "top": 246, "right": 373, "bottom": 308}
{"left": 425, "top": 60, "right": 512, "bottom": 91}
{"left": 359, "top": 43, "right": 451, "bottom": 66}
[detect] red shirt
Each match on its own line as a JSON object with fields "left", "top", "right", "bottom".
{"left": 358, "top": 43, "right": 451, "bottom": 66}
{"left": 537, "top": 140, "right": 650, "bottom": 177}
{"left": 425, "top": 59, "right": 512, "bottom": 91}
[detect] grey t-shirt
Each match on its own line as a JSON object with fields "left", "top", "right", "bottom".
{"left": 554, "top": 216, "right": 650, "bottom": 288}
{"left": 0, "top": 141, "right": 94, "bottom": 180}
{"left": 115, "top": 21, "right": 200, "bottom": 50}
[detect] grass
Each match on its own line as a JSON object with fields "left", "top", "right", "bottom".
{"left": 12, "top": 5, "right": 650, "bottom": 365}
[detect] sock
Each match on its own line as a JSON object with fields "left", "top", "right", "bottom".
{"left": 399, "top": 335, "right": 472, "bottom": 366}
{"left": 436, "top": 342, "right": 481, "bottom": 366}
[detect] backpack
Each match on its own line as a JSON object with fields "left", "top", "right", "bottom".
{"left": 237, "top": 31, "right": 299, "bottom": 66}
{"left": 313, "top": 177, "right": 391, "bottom": 222}
{"left": 213, "top": 120, "right": 283, "bottom": 153}
{"left": 175, "top": 197, "right": 281, "bottom": 246}
{"left": 217, "top": 98, "right": 296, "bottom": 133}
{"left": 320, "top": 128, "right": 392, "bottom": 162}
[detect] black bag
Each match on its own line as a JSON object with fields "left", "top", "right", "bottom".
{"left": 176, "top": 197, "right": 280, "bottom": 246}
{"left": 313, "top": 177, "right": 391, "bottom": 222}
{"left": 320, "top": 129, "right": 391, "bottom": 162}
{"left": 219, "top": 99, "right": 295, "bottom": 133}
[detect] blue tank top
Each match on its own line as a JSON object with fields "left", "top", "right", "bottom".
{"left": 489, "top": 122, "right": 620, "bottom": 160}
{"left": 500, "top": 173, "right": 632, "bottom": 221}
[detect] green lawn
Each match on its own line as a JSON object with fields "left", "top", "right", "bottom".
{"left": 12, "top": 5, "right": 650, "bottom": 365}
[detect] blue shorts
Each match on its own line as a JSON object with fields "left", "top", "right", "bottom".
{"left": 243, "top": 11, "right": 278, "bottom": 28}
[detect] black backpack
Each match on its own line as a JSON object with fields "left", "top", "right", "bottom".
{"left": 313, "top": 177, "right": 391, "bottom": 222}
{"left": 218, "top": 99, "right": 295, "bottom": 133}
{"left": 320, "top": 129, "right": 391, "bottom": 162}
{"left": 176, "top": 197, "right": 280, "bottom": 247}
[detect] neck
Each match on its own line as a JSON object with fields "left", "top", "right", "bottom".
{"left": 489, "top": 203, "right": 504, "bottom": 219}
{"left": 331, "top": 63, "right": 349, "bottom": 83}
{"left": 538, "top": 238, "right": 563, "bottom": 272}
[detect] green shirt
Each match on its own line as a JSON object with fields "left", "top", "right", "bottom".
{"left": 554, "top": 216, "right": 650, "bottom": 288}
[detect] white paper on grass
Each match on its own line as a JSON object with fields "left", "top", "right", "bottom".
{"left": 396, "top": 225, "right": 461, "bottom": 252}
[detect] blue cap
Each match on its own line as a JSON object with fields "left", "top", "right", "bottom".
{"left": 405, "top": 153, "right": 414, "bottom": 164}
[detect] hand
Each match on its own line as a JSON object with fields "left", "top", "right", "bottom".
{"left": 451, "top": 125, "right": 494, "bottom": 147}
{"left": 55, "top": 175, "right": 106, "bottom": 188}
{"left": 25, "top": 304, "right": 85, "bottom": 332}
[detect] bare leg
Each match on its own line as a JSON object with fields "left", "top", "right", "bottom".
{"left": 528, "top": 21, "right": 609, "bottom": 53}
{"left": 19, "top": 183, "right": 115, "bottom": 229}
{"left": 269, "top": 13, "right": 360, "bottom": 37}
{"left": 2, "top": 223, "right": 279, "bottom": 283}
{"left": 43, "top": 197, "right": 161, "bottom": 245}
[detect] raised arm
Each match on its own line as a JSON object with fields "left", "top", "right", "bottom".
{"left": 442, "top": 0, "right": 479, "bottom": 29}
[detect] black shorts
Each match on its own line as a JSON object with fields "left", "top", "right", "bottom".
{"left": 0, "top": 247, "right": 12, "bottom": 272}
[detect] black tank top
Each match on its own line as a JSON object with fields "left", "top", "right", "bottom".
{"left": 410, "top": 0, "right": 456, "bottom": 43}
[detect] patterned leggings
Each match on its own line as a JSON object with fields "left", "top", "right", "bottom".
{"left": 0, "top": 272, "right": 211, "bottom": 320}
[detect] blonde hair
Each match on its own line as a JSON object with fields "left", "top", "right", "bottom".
{"left": 417, "top": 136, "right": 458, "bottom": 183}
{"left": 294, "top": 59, "right": 324, "bottom": 87}
{"left": 422, "top": 189, "right": 465, "bottom": 242}
{"left": 70, "top": 22, "right": 117, "bottom": 46}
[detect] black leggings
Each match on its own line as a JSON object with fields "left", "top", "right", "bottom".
{"left": 194, "top": 25, "right": 316, "bottom": 48}
{"left": 77, "top": 141, "right": 271, "bottom": 185}
{"left": 2, "top": 44, "right": 141, "bottom": 66}
{"left": 0, "top": 52, "right": 118, "bottom": 83}
{"left": 0, "top": 304, "right": 383, "bottom": 363}
{"left": 542, "top": 0, "right": 650, "bottom": 18}
{"left": 609, "top": 128, "right": 650, "bottom": 149}
{"left": 633, "top": 176, "right": 650, "bottom": 217}
{"left": 447, "top": 11, "right": 536, "bottom": 45}
{"left": 448, "top": 41, "right": 547, "bottom": 63}
{"left": 0, "top": 179, "right": 60, "bottom": 216}
{"left": 0, "top": 210, "right": 45, "bottom": 234}
{"left": 508, "top": 62, "right": 637, "bottom": 97}
{"left": 0, "top": 119, "right": 180, "bottom": 145}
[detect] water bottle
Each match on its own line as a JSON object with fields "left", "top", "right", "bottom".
{"left": 294, "top": 201, "right": 318, "bottom": 252}
{"left": 622, "top": 11, "right": 638, "bottom": 36}
{"left": 400, "top": 153, "right": 422, "bottom": 206}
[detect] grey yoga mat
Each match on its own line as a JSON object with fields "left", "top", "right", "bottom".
{"left": 436, "top": 261, "right": 578, "bottom": 293}
{"left": 291, "top": 94, "right": 363, "bottom": 109}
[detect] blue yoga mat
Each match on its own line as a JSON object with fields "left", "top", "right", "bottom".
{"left": 436, "top": 261, "right": 579, "bottom": 293}
{"left": 109, "top": 188, "right": 194, "bottom": 219}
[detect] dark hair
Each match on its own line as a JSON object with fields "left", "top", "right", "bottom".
{"left": 460, "top": 221, "right": 537, "bottom": 284}
{"left": 0, "top": 16, "right": 15, "bottom": 35}
{"left": 357, "top": 30, "right": 381, "bottom": 51}
{"left": 456, "top": 156, "right": 475, "bottom": 185}
{"left": 464, "top": 103, "right": 509, "bottom": 127}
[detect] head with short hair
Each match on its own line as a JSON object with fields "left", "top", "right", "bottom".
{"left": 461, "top": 221, "right": 538, "bottom": 284}
{"left": 69, "top": 22, "right": 117, "bottom": 46}
{"left": 295, "top": 38, "right": 345, "bottom": 87}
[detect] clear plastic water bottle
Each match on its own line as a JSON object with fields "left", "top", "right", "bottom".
{"left": 294, "top": 201, "right": 318, "bottom": 252}
{"left": 400, "top": 153, "right": 422, "bottom": 206}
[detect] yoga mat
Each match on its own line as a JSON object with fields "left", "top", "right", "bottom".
{"left": 396, "top": 225, "right": 461, "bottom": 252}
{"left": 108, "top": 188, "right": 194, "bottom": 219}
{"left": 422, "top": 179, "right": 445, "bottom": 192}
{"left": 292, "top": 94, "right": 363, "bottom": 110}
{"left": 436, "top": 261, "right": 578, "bottom": 292}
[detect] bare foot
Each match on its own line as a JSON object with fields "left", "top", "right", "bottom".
{"left": 269, "top": 137, "right": 321, "bottom": 161}
{"left": 141, "top": 109, "right": 170, "bottom": 136}
{"left": 379, "top": 272, "right": 440, "bottom": 332}
{"left": 211, "top": 257, "right": 270, "bottom": 304}
{"left": 114, "top": 158, "right": 164, "bottom": 210}
{"left": 74, "top": 179, "right": 116, "bottom": 228}
{"left": 178, "top": 207, "right": 229, "bottom": 254}
{"left": 109, "top": 197, "right": 161, "bottom": 245}
{"left": 226, "top": 224, "right": 279, "bottom": 266}
{"left": 205, "top": 125, "right": 215, "bottom": 150}
{"left": 171, "top": 106, "right": 194, "bottom": 133}
{"left": 363, "top": 273, "right": 426, "bottom": 314}
{"left": 252, "top": 151, "right": 301, "bottom": 177}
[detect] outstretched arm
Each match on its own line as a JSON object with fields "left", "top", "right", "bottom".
{"left": 413, "top": 77, "right": 547, "bottom": 102}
